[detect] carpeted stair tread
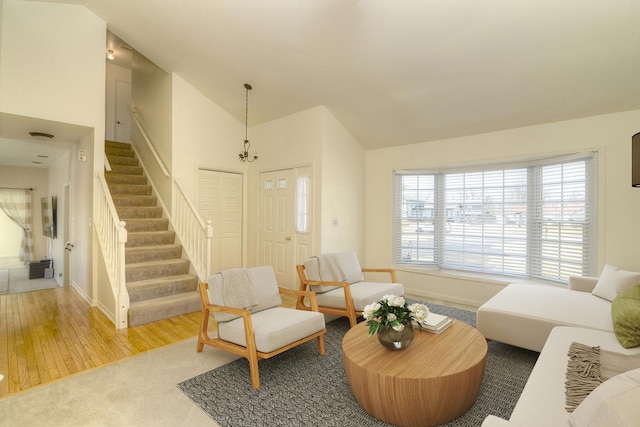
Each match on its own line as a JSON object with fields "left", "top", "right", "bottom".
{"left": 127, "top": 274, "right": 198, "bottom": 302}
{"left": 106, "top": 147, "right": 135, "bottom": 158}
{"left": 126, "top": 230, "right": 176, "bottom": 247}
{"left": 106, "top": 140, "right": 130, "bottom": 149}
{"left": 126, "top": 258, "right": 190, "bottom": 282}
{"left": 112, "top": 195, "right": 157, "bottom": 207}
{"left": 107, "top": 155, "right": 138, "bottom": 167}
{"left": 103, "top": 139, "right": 200, "bottom": 327}
{"left": 128, "top": 290, "right": 201, "bottom": 326}
{"left": 125, "top": 244, "right": 183, "bottom": 263}
{"left": 124, "top": 218, "right": 170, "bottom": 232}
{"left": 108, "top": 184, "right": 151, "bottom": 196}
{"left": 105, "top": 173, "right": 147, "bottom": 185}
{"left": 117, "top": 206, "right": 163, "bottom": 219}
{"left": 109, "top": 164, "right": 143, "bottom": 175}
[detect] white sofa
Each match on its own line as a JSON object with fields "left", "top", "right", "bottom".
{"left": 482, "top": 327, "right": 640, "bottom": 426}
{"left": 478, "top": 266, "right": 640, "bottom": 426}
{"left": 477, "top": 276, "right": 612, "bottom": 352}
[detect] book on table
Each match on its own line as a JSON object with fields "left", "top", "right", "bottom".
{"left": 417, "top": 312, "right": 452, "bottom": 334}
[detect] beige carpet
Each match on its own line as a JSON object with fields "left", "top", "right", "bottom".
{"left": 0, "top": 265, "right": 60, "bottom": 295}
{"left": 0, "top": 338, "right": 236, "bottom": 426}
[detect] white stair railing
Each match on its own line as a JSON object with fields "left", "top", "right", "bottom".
{"left": 130, "top": 108, "right": 169, "bottom": 177}
{"left": 173, "top": 179, "right": 213, "bottom": 281}
{"left": 95, "top": 172, "right": 129, "bottom": 329}
{"left": 128, "top": 111, "right": 213, "bottom": 282}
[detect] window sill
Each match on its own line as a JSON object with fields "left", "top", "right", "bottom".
{"left": 392, "top": 265, "right": 566, "bottom": 288}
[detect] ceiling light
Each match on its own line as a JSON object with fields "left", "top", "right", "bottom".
{"left": 238, "top": 83, "right": 258, "bottom": 162}
{"left": 28, "top": 132, "right": 54, "bottom": 141}
{"left": 107, "top": 49, "right": 114, "bottom": 60}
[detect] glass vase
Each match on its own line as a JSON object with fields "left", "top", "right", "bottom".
{"left": 377, "top": 321, "right": 415, "bottom": 350}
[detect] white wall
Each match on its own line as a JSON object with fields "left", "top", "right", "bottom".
{"left": 320, "top": 111, "right": 366, "bottom": 257}
{"left": 248, "top": 107, "right": 325, "bottom": 265}
{"left": 131, "top": 50, "right": 172, "bottom": 210}
{"left": 48, "top": 151, "right": 71, "bottom": 285}
{"left": 365, "top": 109, "right": 640, "bottom": 307}
{"left": 0, "top": 0, "right": 106, "bottom": 302}
{"left": 171, "top": 74, "right": 243, "bottom": 200}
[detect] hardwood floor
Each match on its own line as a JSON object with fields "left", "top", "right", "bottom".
{"left": 0, "top": 284, "right": 299, "bottom": 399}
{"left": 0, "top": 285, "right": 205, "bottom": 398}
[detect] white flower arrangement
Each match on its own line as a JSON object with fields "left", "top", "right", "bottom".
{"left": 363, "top": 294, "right": 430, "bottom": 335}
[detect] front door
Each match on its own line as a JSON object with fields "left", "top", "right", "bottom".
{"left": 258, "top": 169, "right": 295, "bottom": 288}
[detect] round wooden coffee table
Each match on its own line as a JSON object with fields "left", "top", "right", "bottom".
{"left": 342, "top": 319, "right": 487, "bottom": 427}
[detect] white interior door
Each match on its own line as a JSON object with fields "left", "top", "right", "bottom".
{"left": 259, "top": 169, "right": 296, "bottom": 288}
{"left": 115, "top": 80, "right": 131, "bottom": 143}
{"left": 198, "top": 169, "right": 243, "bottom": 273}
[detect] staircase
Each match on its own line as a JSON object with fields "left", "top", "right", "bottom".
{"left": 104, "top": 140, "right": 200, "bottom": 326}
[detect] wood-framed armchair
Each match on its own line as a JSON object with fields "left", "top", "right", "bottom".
{"left": 197, "top": 266, "right": 326, "bottom": 389}
{"left": 296, "top": 251, "right": 404, "bottom": 327}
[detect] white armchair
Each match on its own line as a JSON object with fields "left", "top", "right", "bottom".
{"left": 296, "top": 251, "right": 404, "bottom": 327}
{"left": 197, "top": 266, "right": 326, "bottom": 389}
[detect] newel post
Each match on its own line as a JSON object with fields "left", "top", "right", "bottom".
{"left": 116, "top": 220, "right": 129, "bottom": 329}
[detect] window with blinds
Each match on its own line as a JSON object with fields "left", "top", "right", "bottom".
{"left": 394, "top": 153, "right": 595, "bottom": 284}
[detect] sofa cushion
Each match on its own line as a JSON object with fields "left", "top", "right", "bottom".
{"left": 592, "top": 264, "right": 640, "bottom": 302}
{"left": 568, "top": 367, "right": 640, "bottom": 427}
{"left": 611, "top": 284, "right": 640, "bottom": 348}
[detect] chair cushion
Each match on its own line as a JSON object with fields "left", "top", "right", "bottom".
{"left": 336, "top": 251, "right": 365, "bottom": 284}
{"left": 315, "top": 281, "right": 405, "bottom": 311}
{"left": 611, "top": 284, "right": 640, "bottom": 348}
{"left": 218, "top": 307, "right": 325, "bottom": 353}
{"left": 208, "top": 266, "right": 282, "bottom": 323}
{"left": 592, "top": 264, "right": 640, "bottom": 302}
{"left": 304, "top": 256, "right": 341, "bottom": 294}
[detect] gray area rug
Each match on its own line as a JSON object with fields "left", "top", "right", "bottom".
{"left": 178, "top": 302, "right": 539, "bottom": 426}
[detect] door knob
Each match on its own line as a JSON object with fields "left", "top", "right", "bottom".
{"left": 286, "top": 236, "right": 291, "bottom": 241}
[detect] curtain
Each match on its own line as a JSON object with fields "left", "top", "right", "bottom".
{"left": 0, "top": 189, "right": 34, "bottom": 262}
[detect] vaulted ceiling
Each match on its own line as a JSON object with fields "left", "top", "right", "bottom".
{"left": 7, "top": 0, "right": 640, "bottom": 163}
{"left": 84, "top": 0, "right": 640, "bottom": 150}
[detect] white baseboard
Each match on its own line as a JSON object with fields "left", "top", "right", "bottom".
{"left": 70, "top": 280, "right": 92, "bottom": 304}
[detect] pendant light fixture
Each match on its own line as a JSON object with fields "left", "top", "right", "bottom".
{"left": 239, "top": 83, "right": 258, "bottom": 162}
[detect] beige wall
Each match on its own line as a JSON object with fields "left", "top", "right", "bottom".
{"left": 0, "top": 0, "right": 106, "bottom": 303}
{"left": 365, "top": 109, "right": 640, "bottom": 307}
{"left": 131, "top": 50, "right": 172, "bottom": 210}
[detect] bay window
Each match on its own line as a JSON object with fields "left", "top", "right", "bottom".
{"left": 394, "top": 153, "right": 596, "bottom": 283}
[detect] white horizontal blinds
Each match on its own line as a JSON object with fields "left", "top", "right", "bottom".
{"left": 531, "top": 159, "right": 591, "bottom": 282}
{"left": 441, "top": 168, "right": 529, "bottom": 276}
{"left": 394, "top": 174, "right": 436, "bottom": 265}
{"left": 393, "top": 153, "right": 595, "bottom": 284}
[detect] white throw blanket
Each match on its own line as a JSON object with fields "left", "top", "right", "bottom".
{"left": 220, "top": 268, "right": 259, "bottom": 309}
{"left": 313, "top": 254, "right": 347, "bottom": 282}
